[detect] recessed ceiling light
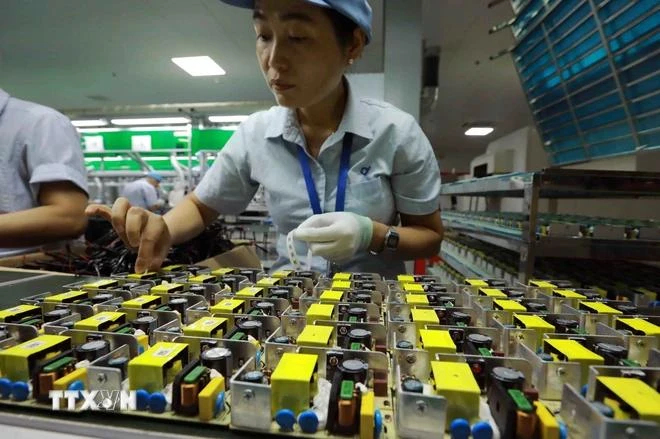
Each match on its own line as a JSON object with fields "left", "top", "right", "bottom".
{"left": 110, "top": 117, "right": 190, "bottom": 126}
{"left": 220, "top": 125, "right": 241, "bottom": 131}
{"left": 465, "top": 126, "right": 494, "bottom": 136}
{"left": 71, "top": 119, "right": 108, "bottom": 127}
{"left": 171, "top": 56, "right": 226, "bottom": 77}
{"left": 208, "top": 115, "right": 249, "bottom": 123}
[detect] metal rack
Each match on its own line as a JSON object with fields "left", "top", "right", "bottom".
{"left": 439, "top": 168, "right": 660, "bottom": 282}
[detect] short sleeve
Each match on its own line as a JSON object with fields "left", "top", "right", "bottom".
{"left": 143, "top": 184, "right": 158, "bottom": 207}
{"left": 26, "top": 111, "right": 88, "bottom": 198}
{"left": 194, "top": 123, "right": 259, "bottom": 214}
{"left": 391, "top": 116, "right": 442, "bottom": 215}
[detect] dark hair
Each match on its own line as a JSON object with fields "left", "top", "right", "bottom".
{"left": 322, "top": 8, "right": 359, "bottom": 49}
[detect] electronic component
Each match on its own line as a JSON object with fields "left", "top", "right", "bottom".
{"left": 234, "top": 319, "right": 263, "bottom": 340}
{"left": 200, "top": 347, "right": 233, "bottom": 378}
{"left": 513, "top": 314, "right": 555, "bottom": 345}
{"left": 150, "top": 283, "right": 185, "bottom": 295}
{"left": 248, "top": 301, "right": 275, "bottom": 316}
{"left": 182, "top": 317, "right": 228, "bottom": 338}
{"left": 172, "top": 360, "right": 212, "bottom": 416}
{"left": 270, "top": 352, "right": 318, "bottom": 416}
{"left": 479, "top": 288, "right": 508, "bottom": 298}
{"left": 167, "top": 297, "right": 189, "bottom": 315}
{"left": 131, "top": 315, "right": 158, "bottom": 334}
{"left": 75, "top": 339, "right": 110, "bottom": 362}
{"left": 31, "top": 351, "right": 77, "bottom": 402}
{"left": 615, "top": 318, "right": 660, "bottom": 336}
{"left": 419, "top": 329, "right": 457, "bottom": 356}
{"left": 210, "top": 298, "right": 245, "bottom": 315}
{"left": 235, "top": 287, "right": 264, "bottom": 298}
{"left": 487, "top": 366, "right": 528, "bottom": 438}
{"left": 410, "top": 308, "right": 440, "bottom": 332}
{"left": 42, "top": 308, "right": 71, "bottom": 323}
{"left": 431, "top": 361, "right": 481, "bottom": 424}
{"left": 347, "top": 328, "right": 372, "bottom": 350}
{"left": 306, "top": 303, "right": 335, "bottom": 322}
{"left": 126, "top": 272, "right": 158, "bottom": 280}
{"left": 594, "top": 376, "right": 660, "bottom": 423}
{"left": 0, "top": 335, "right": 72, "bottom": 381}
{"left": 0, "top": 305, "right": 41, "bottom": 324}
{"left": 593, "top": 343, "right": 628, "bottom": 366}
{"left": 81, "top": 279, "right": 120, "bottom": 290}
{"left": 338, "top": 358, "right": 368, "bottom": 384}
{"left": 464, "top": 333, "right": 494, "bottom": 356}
{"left": 343, "top": 306, "right": 368, "bottom": 323}
{"left": 122, "top": 295, "right": 162, "bottom": 310}
{"left": 73, "top": 312, "right": 126, "bottom": 332}
{"left": 320, "top": 290, "right": 345, "bottom": 303}
{"left": 128, "top": 342, "right": 189, "bottom": 392}
{"left": 43, "top": 290, "right": 88, "bottom": 304}
{"left": 549, "top": 318, "right": 580, "bottom": 334}
{"left": 579, "top": 301, "right": 623, "bottom": 315}
{"left": 543, "top": 339, "right": 604, "bottom": 383}
{"left": 493, "top": 299, "right": 527, "bottom": 312}
{"left": 297, "top": 325, "right": 333, "bottom": 347}
{"left": 188, "top": 274, "right": 217, "bottom": 284}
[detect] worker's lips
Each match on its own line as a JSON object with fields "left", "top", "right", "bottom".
{"left": 271, "top": 82, "right": 295, "bottom": 91}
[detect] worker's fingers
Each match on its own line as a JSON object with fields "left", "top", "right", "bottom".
{"left": 110, "top": 198, "right": 132, "bottom": 245}
{"left": 135, "top": 216, "right": 170, "bottom": 273}
{"left": 84, "top": 204, "right": 112, "bottom": 221}
{"left": 125, "top": 207, "right": 149, "bottom": 248}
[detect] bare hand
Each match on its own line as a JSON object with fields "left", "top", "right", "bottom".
{"left": 85, "top": 197, "right": 172, "bottom": 273}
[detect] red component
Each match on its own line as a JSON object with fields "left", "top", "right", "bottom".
{"left": 492, "top": 351, "right": 505, "bottom": 357}
{"left": 414, "top": 259, "right": 426, "bottom": 275}
{"left": 523, "top": 387, "right": 539, "bottom": 402}
{"left": 471, "top": 362, "right": 483, "bottom": 375}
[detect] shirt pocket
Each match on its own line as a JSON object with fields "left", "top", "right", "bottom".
{"left": 349, "top": 178, "right": 385, "bottom": 204}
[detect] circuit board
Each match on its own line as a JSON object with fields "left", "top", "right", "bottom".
{"left": 0, "top": 265, "right": 658, "bottom": 439}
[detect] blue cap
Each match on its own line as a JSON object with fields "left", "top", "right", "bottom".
{"left": 298, "top": 410, "right": 319, "bottom": 433}
{"left": 471, "top": 421, "right": 494, "bottom": 439}
{"left": 146, "top": 172, "right": 163, "bottom": 182}
{"left": 275, "top": 409, "right": 296, "bottom": 431}
{"left": 220, "top": 0, "right": 373, "bottom": 43}
{"left": 449, "top": 418, "right": 471, "bottom": 439}
{"left": 135, "top": 389, "right": 150, "bottom": 410}
{"left": 148, "top": 392, "right": 167, "bottom": 413}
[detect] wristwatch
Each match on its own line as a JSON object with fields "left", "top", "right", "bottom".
{"left": 371, "top": 227, "right": 400, "bottom": 255}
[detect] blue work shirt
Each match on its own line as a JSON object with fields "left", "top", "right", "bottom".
{"left": 0, "top": 89, "right": 88, "bottom": 256}
{"left": 195, "top": 78, "right": 441, "bottom": 278}
{"left": 121, "top": 178, "right": 159, "bottom": 210}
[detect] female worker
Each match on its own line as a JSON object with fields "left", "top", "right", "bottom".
{"left": 87, "top": 0, "right": 444, "bottom": 278}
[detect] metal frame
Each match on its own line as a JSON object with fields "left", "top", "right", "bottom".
{"left": 440, "top": 169, "right": 660, "bottom": 282}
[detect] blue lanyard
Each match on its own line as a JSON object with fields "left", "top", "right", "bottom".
{"left": 297, "top": 133, "right": 353, "bottom": 215}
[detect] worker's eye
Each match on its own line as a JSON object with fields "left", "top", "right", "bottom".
{"left": 289, "top": 35, "right": 308, "bottom": 43}
{"left": 257, "top": 34, "right": 272, "bottom": 42}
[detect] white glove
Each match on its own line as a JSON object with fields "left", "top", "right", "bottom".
{"left": 293, "top": 212, "right": 373, "bottom": 262}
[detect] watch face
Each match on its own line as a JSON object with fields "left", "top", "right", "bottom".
{"left": 385, "top": 230, "right": 400, "bottom": 250}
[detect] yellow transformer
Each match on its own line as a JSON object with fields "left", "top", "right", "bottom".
{"left": 333, "top": 273, "right": 352, "bottom": 281}
{"left": 411, "top": 308, "right": 440, "bottom": 333}
{"left": 270, "top": 352, "right": 318, "bottom": 416}
{"left": 297, "top": 325, "right": 334, "bottom": 347}
{"left": 397, "top": 275, "right": 416, "bottom": 284}
{"left": 465, "top": 279, "right": 489, "bottom": 287}
{"left": 271, "top": 270, "right": 294, "bottom": 279}
{"left": 43, "top": 290, "right": 88, "bottom": 304}
{"left": 319, "top": 290, "right": 345, "bottom": 303}
{"left": 513, "top": 314, "right": 556, "bottom": 345}
{"left": 74, "top": 312, "right": 126, "bottom": 332}
{"left": 553, "top": 289, "right": 587, "bottom": 300}
{"left": 211, "top": 268, "right": 237, "bottom": 276}
{"left": 150, "top": 283, "right": 185, "bottom": 295}
{"left": 479, "top": 288, "right": 508, "bottom": 298}
{"left": 126, "top": 272, "right": 158, "bottom": 280}
{"left": 543, "top": 339, "right": 603, "bottom": 384}
{"left": 616, "top": 318, "right": 660, "bottom": 336}
{"left": 595, "top": 376, "right": 660, "bottom": 423}
{"left": 210, "top": 299, "right": 245, "bottom": 315}
{"left": 579, "top": 301, "right": 623, "bottom": 315}
{"left": 256, "top": 277, "right": 281, "bottom": 287}
{"left": 128, "top": 342, "right": 189, "bottom": 392}
{"left": 160, "top": 264, "right": 185, "bottom": 272}
{"left": 402, "top": 283, "right": 425, "bottom": 294}
{"left": 182, "top": 317, "right": 228, "bottom": 338}
{"left": 122, "top": 295, "right": 162, "bottom": 310}
{"left": 529, "top": 280, "right": 558, "bottom": 294}
{"left": 430, "top": 361, "right": 480, "bottom": 424}
{"left": 419, "top": 329, "right": 456, "bottom": 356}
{"left": 493, "top": 299, "right": 527, "bottom": 312}
{"left": 0, "top": 335, "right": 72, "bottom": 381}
{"left": 0, "top": 304, "right": 41, "bottom": 323}
{"left": 406, "top": 294, "right": 429, "bottom": 305}
{"left": 331, "top": 280, "right": 352, "bottom": 290}
{"left": 235, "top": 287, "right": 264, "bottom": 298}
{"left": 81, "top": 279, "right": 119, "bottom": 290}
{"left": 306, "top": 304, "right": 335, "bottom": 322}
{"left": 188, "top": 274, "right": 217, "bottom": 284}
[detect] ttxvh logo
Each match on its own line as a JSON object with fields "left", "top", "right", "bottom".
{"left": 49, "top": 390, "right": 137, "bottom": 411}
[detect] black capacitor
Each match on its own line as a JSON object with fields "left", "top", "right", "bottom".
{"left": 353, "top": 293, "right": 372, "bottom": 304}
{"left": 554, "top": 280, "right": 573, "bottom": 288}
{"left": 60, "top": 321, "right": 75, "bottom": 330}
{"left": 538, "top": 353, "right": 554, "bottom": 361}
{"left": 159, "top": 274, "right": 178, "bottom": 283}
{"left": 402, "top": 378, "right": 424, "bottom": 393}
{"left": 294, "top": 271, "right": 315, "bottom": 279}
{"left": 594, "top": 343, "right": 628, "bottom": 365}
{"left": 166, "top": 326, "right": 182, "bottom": 334}
{"left": 582, "top": 291, "right": 602, "bottom": 300}
{"left": 273, "top": 336, "right": 291, "bottom": 344}
{"left": 426, "top": 284, "right": 448, "bottom": 293}
{"left": 43, "top": 308, "right": 71, "bottom": 323}
{"left": 467, "top": 333, "right": 493, "bottom": 350}
{"left": 108, "top": 356, "right": 130, "bottom": 380}
{"left": 288, "top": 311, "right": 303, "bottom": 317}
{"left": 91, "top": 294, "right": 115, "bottom": 304}
{"left": 269, "top": 288, "right": 291, "bottom": 300}
{"left": 490, "top": 366, "right": 525, "bottom": 390}
{"left": 438, "top": 296, "right": 456, "bottom": 306}
{"left": 450, "top": 311, "right": 471, "bottom": 326}
{"left": 239, "top": 269, "right": 259, "bottom": 283}
{"left": 503, "top": 289, "right": 525, "bottom": 299}
{"left": 391, "top": 316, "right": 405, "bottom": 322}
{"left": 242, "top": 370, "right": 265, "bottom": 384}
{"left": 236, "top": 319, "right": 263, "bottom": 340}
{"left": 554, "top": 318, "right": 579, "bottom": 333}
{"left": 132, "top": 315, "right": 158, "bottom": 333}
{"left": 254, "top": 301, "right": 275, "bottom": 316}
{"left": 354, "top": 281, "right": 376, "bottom": 291}
{"left": 615, "top": 304, "right": 638, "bottom": 315}
{"left": 219, "top": 275, "right": 240, "bottom": 291}
{"left": 76, "top": 339, "right": 110, "bottom": 362}
{"left": 168, "top": 298, "right": 189, "bottom": 315}
{"left": 348, "top": 328, "right": 372, "bottom": 348}
{"left": 338, "top": 358, "right": 368, "bottom": 384}
{"left": 396, "top": 340, "right": 414, "bottom": 349}
{"left": 348, "top": 307, "right": 368, "bottom": 322}
{"left": 120, "top": 282, "right": 141, "bottom": 291}
{"left": 621, "top": 369, "right": 646, "bottom": 379}
{"left": 201, "top": 347, "right": 233, "bottom": 377}
{"left": 187, "top": 266, "right": 204, "bottom": 276}
{"left": 188, "top": 285, "right": 207, "bottom": 296}
{"left": 487, "top": 279, "right": 507, "bottom": 287}
{"left": 525, "top": 302, "right": 547, "bottom": 312}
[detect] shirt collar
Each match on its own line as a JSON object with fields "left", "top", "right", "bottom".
{"left": 0, "top": 89, "right": 10, "bottom": 117}
{"left": 264, "top": 77, "right": 374, "bottom": 143}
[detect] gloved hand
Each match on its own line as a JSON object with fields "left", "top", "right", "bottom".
{"left": 293, "top": 212, "right": 373, "bottom": 262}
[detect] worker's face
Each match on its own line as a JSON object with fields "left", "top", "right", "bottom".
{"left": 253, "top": 0, "right": 357, "bottom": 108}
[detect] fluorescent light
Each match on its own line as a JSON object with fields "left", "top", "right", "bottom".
{"left": 127, "top": 126, "right": 190, "bottom": 132}
{"left": 85, "top": 156, "right": 127, "bottom": 162}
{"left": 220, "top": 125, "right": 240, "bottom": 131}
{"left": 465, "top": 127, "right": 494, "bottom": 136}
{"left": 78, "top": 128, "right": 121, "bottom": 133}
{"left": 171, "top": 56, "right": 226, "bottom": 77}
{"left": 71, "top": 119, "right": 108, "bottom": 128}
{"left": 174, "top": 131, "right": 190, "bottom": 137}
{"left": 111, "top": 117, "right": 190, "bottom": 126}
{"left": 142, "top": 156, "right": 171, "bottom": 161}
{"left": 208, "top": 115, "right": 249, "bottom": 123}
